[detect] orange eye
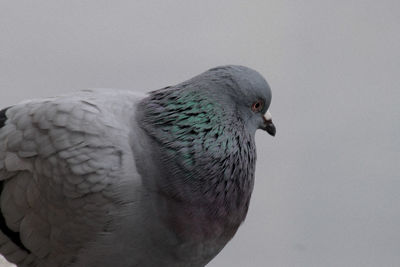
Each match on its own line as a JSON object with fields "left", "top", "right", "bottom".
{"left": 251, "top": 100, "right": 264, "bottom": 112}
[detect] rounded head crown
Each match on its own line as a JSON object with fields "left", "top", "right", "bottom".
{"left": 204, "top": 65, "right": 272, "bottom": 112}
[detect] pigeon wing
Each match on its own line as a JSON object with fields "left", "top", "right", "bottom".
{"left": 0, "top": 91, "right": 144, "bottom": 266}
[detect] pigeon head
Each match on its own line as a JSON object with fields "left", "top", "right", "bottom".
{"left": 177, "top": 65, "right": 275, "bottom": 136}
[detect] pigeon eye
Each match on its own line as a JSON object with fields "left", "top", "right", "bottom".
{"left": 251, "top": 100, "right": 264, "bottom": 112}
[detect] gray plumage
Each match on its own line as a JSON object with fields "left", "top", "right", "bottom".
{"left": 0, "top": 65, "right": 275, "bottom": 267}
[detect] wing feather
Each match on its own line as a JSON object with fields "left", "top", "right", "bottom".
{"left": 0, "top": 90, "right": 144, "bottom": 266}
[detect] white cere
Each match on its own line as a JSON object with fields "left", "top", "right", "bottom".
{"left": 264, "top": 111, "right": 272, "bottom": 121}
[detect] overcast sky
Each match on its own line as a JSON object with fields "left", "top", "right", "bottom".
{"left": 1, "top": 1, "right": 399, "bottom": 266}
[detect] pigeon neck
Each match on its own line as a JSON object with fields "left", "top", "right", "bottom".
{"left": 138, "top": 87, "right": 257, "bottom": 219}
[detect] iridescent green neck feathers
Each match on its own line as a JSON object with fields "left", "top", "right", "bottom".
{"left": 139, "top": 86, "right": 256, "bottom": 217}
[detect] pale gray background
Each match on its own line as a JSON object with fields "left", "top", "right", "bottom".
{"left": 0, "top": 1, "right": 399, "bottom": 267}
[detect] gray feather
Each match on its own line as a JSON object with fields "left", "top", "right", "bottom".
{"left": 0, "top": 66, "right": 274, "bottom": 267}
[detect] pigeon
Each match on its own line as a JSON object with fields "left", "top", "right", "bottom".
{"left": 0, "top": 65, "right": 275, "bottom": 267}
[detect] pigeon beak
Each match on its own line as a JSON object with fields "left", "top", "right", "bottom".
{"left": 261, "top": 111, "right": 276, "bottom": 136}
